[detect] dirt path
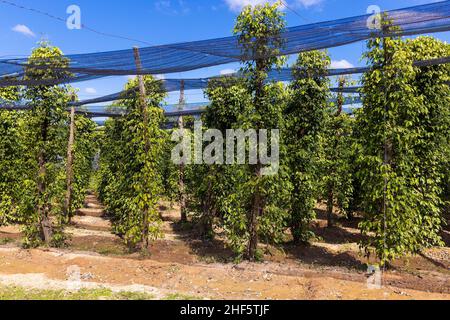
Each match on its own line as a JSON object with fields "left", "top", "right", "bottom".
{"left": 0, "top": 193, "right": 449, "bottom": 300}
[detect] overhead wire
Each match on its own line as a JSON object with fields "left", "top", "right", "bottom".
{"left": 0, "top": 0, "right": 154, "bottom": 46}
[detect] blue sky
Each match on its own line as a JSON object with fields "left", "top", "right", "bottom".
{"left": 0, "top": 0, "right": 449, "bottom": 104}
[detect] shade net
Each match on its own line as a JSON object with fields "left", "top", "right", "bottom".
{"left": 0, "top": 95, "right": 362, "bottom": 119}
{"left": 1, "top": 55, "right": 448, "bottom": 98}
{"left": 0, "top": 1, "right": 449, "bottom": 86}
{"left": 65, "top": 56, "right": 448, "bottom": 107}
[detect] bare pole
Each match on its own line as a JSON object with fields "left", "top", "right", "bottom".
{"left": 133, "top": 46, "right": 151, "bottom": 249}
{"left": 178, "top": 80, "right": 187, "bottom": 223}
{"left": 336, "top": 76, "right": 346, "bottom": 116}
{"left": 64, "top": 102, "right": 76, "bottom": 222}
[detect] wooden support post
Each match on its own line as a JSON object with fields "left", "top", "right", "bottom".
{"left": 133, "top": 46, "right": 151, "bottom": 249}
{"left": 38, "top": 112, "right": 52, "bottom": 243}
{"left": 382, "top": 27, "right": 391, "bottom": 264}
{"left": 178, "top": 80, "right": 187, "bottom": 223}
{"left": 326, "top": 76, "right": 347, "bottom": 229}
{"left": 64, "top": 103, "right": 76, "bottom": 222}
{"left": 133, "top": 47, "right": 148, "bottom": 111}
{"left": 336, "top": 76, "right": 346, "bottom": 116}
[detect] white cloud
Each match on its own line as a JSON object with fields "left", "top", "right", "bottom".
{"left": 220, "top": 69, "right": 236, "bottom": 75}
{"left": 85, "top": 87, "right": 97, "bottom": 94}
{"left": 224, "top": 0, "right": 279, "bottom": 12}
{"left": 12, "top": 24, "right": 35, "bottom": 38}
{"left": 155, "top": 0, "right": 190, "bottom": 16}
{"left": 296, "top": 0, "right": 323, "bottom": 8}
{"left": 330, "top": 59, "right": 354, "bottom": 69}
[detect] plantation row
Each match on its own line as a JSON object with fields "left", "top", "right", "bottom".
{"left": 1, "top": 3, "right": 449, "bottom": 264}
{"left": 0, "top": 44, "right": 99, "bottom": 247}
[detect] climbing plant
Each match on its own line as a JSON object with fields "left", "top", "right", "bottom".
{"left": 319, "top": 76, "right": 355, "bottom": 226}
{"left": 0, "top": 96, "right": 25, "bottom": 225}
{"left": 405, "top": 37, "right": 450, "bottom": 223}
{"left": 285, "top": 50, "right": 330, "bottom": 243}
{"left": 98, "top": 76, "right": 166, "bottom": 249}
{"left": 0, "top": 45, "right": 97, "bottom": 246}
{"left": 0, "top": 85, "right": 19, "bottom": 223}
{"left": 233, "top": 1, "right": 288, "bottom": 260}
{"left": 357, "top": 26, "right": 449, "bottom": 263}
{"left": 197, "top": 76, "right": 254, "bottom": 246}
{"left": 67, "top": 114, "right": 98, "bottom": 218}
{"left": 21, "top": 42, "right": 75, "bottom": 247}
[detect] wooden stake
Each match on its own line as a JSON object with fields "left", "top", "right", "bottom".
{"left": 178, "top": 80, "right": 187, "bottom": 223}
{"left": 64, "top": 104, "right": 76, "bottom": 221}
{"left": 133, "top": 47, "right": 151, "bottom": 249}
{"left": 336, "top": 76, "right": 346, "bottom": 116}
{"left": 327, "top": 76, "right": 347, "bottom": 229}
{"left": 38, "top": 115, "right": 52, "bottom": 243}
{"left": 133, "top": 47, "right": 148, "bottom": 110}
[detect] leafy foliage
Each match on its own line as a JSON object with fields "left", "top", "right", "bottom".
{"left": 357, "top": 29, "right": 449, "bottom": 263}
{"left": 319, "top": 76, "right": 355, "bottom": 224}
{"left": 285, "top": 50, "right": 330, "bottom": 243}
{"left": 233, "top": 1, "right": 287, "bottom": 260}
{"left": 68, "top": 115, "right": 98, "bottom": 217}
{"left": 0, "top": 8, "right": 448, "bottom": 268}
{"left": 0, "top": 110, "right": 26, "bottom": 225}
{"left": 20, "top": 42, "right": 76, "bottom": 247}
{"left": 98, "top": 76, "right": 167, "bottom": 249}
{"left": 0, "top": 42, "right": 97, "bottom": 248}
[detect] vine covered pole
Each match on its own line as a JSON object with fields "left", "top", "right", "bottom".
{"left": 178, "top": 80, "right": 187, "bottom": 223}
{"left": 37, "top": 107, "right": 52, "bottom": 243}
{"left": 64, "top": 100, "right": 76, "bottom": 222}
{"left": 133, "top": 46, "right": 151, "bottom": 249}
{"left": 382, "top": 22, "right": 390, "bottom": 270}
{"left": 326, "top": 76, "right": 347, "bottom": 228}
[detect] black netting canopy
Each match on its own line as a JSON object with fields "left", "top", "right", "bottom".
{"left": 0, "top": 1, "right": 449, "bottom": 87}
{"left": 0, "top": 95, "right": 363, "bottom": 120}
{"left": 66, "top": 56, "right": 449, "bottom": 107}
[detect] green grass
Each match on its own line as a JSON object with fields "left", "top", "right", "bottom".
{"left": 0, "top": 285, "right": 205, "bottom": 300}
{"left": 163, "top": 293, "right": 203, "bottom": 300}
{"left": 0, "top": 238, "right": 15, "bottom": 245}
{"left": 0, "top": 286, "right": 155, "bottom": 300}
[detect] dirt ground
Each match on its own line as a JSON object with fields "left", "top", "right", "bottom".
{"left": 0, "top": 193, "right": 449, "bottom": 300}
